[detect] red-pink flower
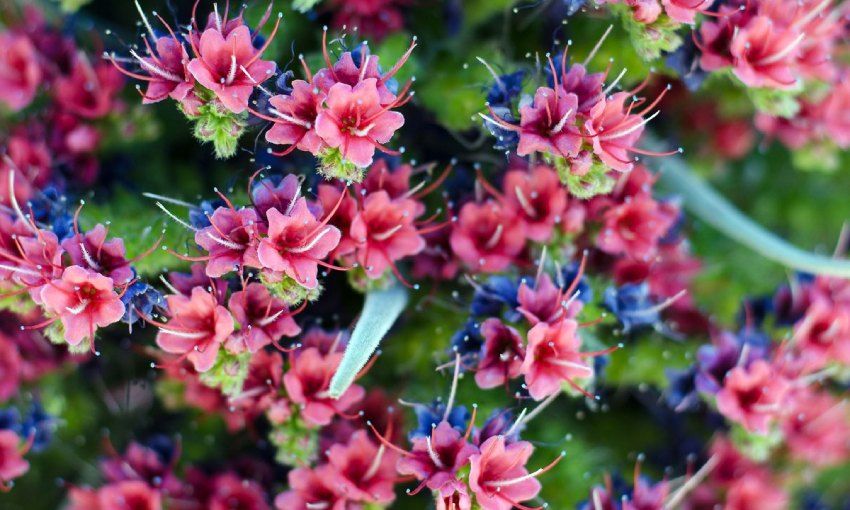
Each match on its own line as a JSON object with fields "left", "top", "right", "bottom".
{"left": 724, "top": 471, "right": 788, "bottom": 510}
{"left": 584, "top": 92, "right": 650, "bottom": 172}
{"left": 517, "top": 273, "right": 579, "bottom": 325}
{"left": 97, "top": 481, "right": 162, "bottom": 510}
{"left": 728, "top": 16, "right": 801, "bottom": 89}
{"left": 40, "top": 266, "right": 125, "bottom": 347}
{"left": 515, "top": 87, "right": 581, "bottom": 158}
{"left": 155, "top": 287, "right": 234, "bottom": 372}
{"left": 782, "top": 389, "right": 850, "bottom": 466}
{"left": 111, "top": 28, "right": 195, "bottom": 107}
{"left": 716, "top": 360, "right": 790, "bottom": 434}
{"left": 227, "top": 283, "right": 300, "bottom": 353}
{"left": 187, "top": 25, "right": 276, "bottom": 113}
{"left": 468, "top": 436, "right": 542, "bottom": 510}
{"left": 314, "top": 78, "right": 405, "bottom": 168}
{"left": 257, "top": 199, "right": 341, "bottom": 289}
{"left": 195, "top": 206, "right": 261, "bottom": 277}
{"left": 325, "top": 430, "right": 398, "bottom": 504}
{"left": 207, "top": 472, "right": 269, "bottom": 510}
{"left": 328, "top": 0, "right": 406, "bottom": 41}
{"left": 662, "top": 0, "right": 711, "bottom": 23}
{"left": 0, "top": 430, "right": 29, "bottom": 485}
{"left": 274, "top": 465, "right": 347, "bottom": 510}
{"left": 0, "top": 33, "right": 42, "bottom": 111}
{"left": 596, "top": 195, "right": 677, "bottom": 261}
{"left": 264, "top": 80, "right": 326, "bottom": 156}
{"left": 502, "top": 166, "right": 567, "bottom": 243}
{"left": 54, "top": 54, "right": 124, "bottom": 119}
{"left": 61, "top": 224, "right": 134, "bottom": 285}
{"left": 397, "top": 420, "right": 478, "bottom": 495}
{"left": 0, "top": 337, "right": 21, "bottom": 402}
{"left": 350, "top": 191, "right": 425, "bottom": 279}
{"left": 792, "top": 299, "right": 850, "bottom": 369}
{"left": 521, "top": 319, "right": 593, "bottom": 400}
{"left": 475, "top": 318, "right": 524, "bottom": 389}
{"left": 449, "top": 200, "right": 525, "bottom": 273}
{"left": 283, "top": 346, "right": 364, "bottom": 426}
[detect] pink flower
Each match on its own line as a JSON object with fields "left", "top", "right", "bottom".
{"left": 468, "top": 436, "right": 541, "bottom": 510}
{"left": 728, "top": 16, "right": 801, "bottom": 89}
{"left": 97, "top": 481, "right": 162, "bottom": 510}
{"left": 792, "top": 299, "right": 850, "bottom": 369}
{"left": 61, "top": 224, "right": 134, "bottom": 285}
{"left": 716, "top": 360, "right": 790, "bottom": 434}
{"left": 583, "top": 92, "right": 648, "bottom": 172}
{"left": 502, "top": 166, "right": 567, "bottom": 243}
{"left": 0, "top": 430, "right": 29, "bottom": 485}
{"left": 325, "top": 430, "right": 398, "bottom": 504}
{"left": 257, "top": 199, "right": 341, "bottom": 289}
{"left": 475, "top": 318, "right": 524, "bottom": 389}
{"left": 207, "top": 472, "right": 269, "bottom": 510}
{"left": 517, "top": 273, "right": 580, "bottom": 325}
{"left": 155, "top": 287, "right": 234, "bottom": 372}
{"left": 661, "top": 0, "right": 711, "bottom": 24}
{"left": 782, "top": 389, "right": 850, "bottom": 466}
{"left": 251, "top": 174, "right": 312, "bottom": 221}
{"left": 397, "top": 421, "right": 478, "bottom": 494}
{"left": 111, "top": 30, "right": 194, "bottom": 106}
{"left": 449, "top": 200, "right": 525, "bottom": 273}
{"left": 54, "top": 54, "right": 124, "bottom": 119}
{"left": 0, "top": 337, "right": 21, "bottom": 402}
{"left": 274, "top": 465, "right": 347, "bottom": 510}
{"left": 316, "top": 183, "right": 359, "bottom": 261}
{"left": 521, "top": 320, "right": 593, "bottom": 400}
{"left": 724, "top": 471, "right": 788, "bottom": 510}
{"left": 313, "top": 47, "right": 403, "bottom": 105}
{"left": 314, "top": 78, "right": 405, "bottom": 168}
{"left": 195, "top": 206, "right": 261, "bottom": 277}
{"left": 559, "top": 63, "right": 605, "bottom": 114}
{"left": 515, "top": 87, "right": 581, "bottom": 158}
{"left": 227, "top": 283, "right": 300, "bottom": 353}
{"left": 264, "top": 80, "right": 326, "bottom": 156}
{"left": 596, "top": 195, "right": 677, "bottom": 261}
{"left": 283, "top": 346, "right": 364, "bottom": 426}
{"left": 187, "top": 25, "right": 276, "bottom": 113}
{"left": 40, "top": 266, "right": 125, "bottom": 347}
{"left": 350, "top": 191, "right": 425, "bottom": 279}
{"left": 328, "top": 0, "right": 405, "bottom": 41}
{"left": 0, "top": 33, "right": 42, "bottom": 111}
{"left": 628, "top": 0, "right": 663, "bottom": 24}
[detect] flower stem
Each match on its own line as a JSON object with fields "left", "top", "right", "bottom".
{"left": 649, "top": 142, "right": 850, "bottom": 278}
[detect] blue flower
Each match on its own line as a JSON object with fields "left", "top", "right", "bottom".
{"left": 560, "top": 262, "right": 593, "bottom": 303}
{"left": 664, "top": 39, "right": 708, "bottom": 91}
{"left": 603, "top": 283, "right": 661, "bottom": 333}
{"left": 121, "top": 281, "right": 165, "bottom": 325}
{"left": 476, "top": 409, "right": 519, "bottom": 444}
{"left": 19, "top": 402, "right": 56, "bottom": 452}
{"left": 27, "top": 187, "right": 75, "bottom": 241}
{"left": 0, "top": 408, "right": 20, "bottom": 431}
{"left": 470, "top": 275, "right": 520, "bottom": 321}
{"left": 188, "top": 199, "right": 226, "bottom": 229}
{"left": 486, "top": 70, "right": 526, "bottom": 108}
{"left": 409, "top": 401, "right": 470, "bottom": 440}
{"left": 664, "top": 367, "right": 700, "bottom": 411}
{"left": 451, "top": 319, "right": 484, "bottom": 359}
{"left": 483, "top": 106, "right": 520, "bottom": 152}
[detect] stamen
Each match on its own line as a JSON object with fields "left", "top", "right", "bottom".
{"left": 426, "top": 435, "right": 445, "bottom": 469}
{"left": 484, "top": 224, "right": 504, "bottom": 250}
{"left": 289, "top": 227, "right": 335, "bottom": 254}
{"left": 66, "top": 299, "right": 91, "bottom": 315}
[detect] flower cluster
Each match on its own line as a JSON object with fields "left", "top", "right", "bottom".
{"left": 67, "top": 437, "right": 270, "bottom": 510}
{"left": 0, "top": 6, "right": 126, "bottom": 195}
{"left": 480, "top": 44, "right": 673, "bottom": 197}
{"left": 255, "top": 35, "right": 415, "bottom": 181}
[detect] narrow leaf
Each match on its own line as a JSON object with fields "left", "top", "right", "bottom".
{"left": 329, "top": 283, "right": 409, "bottom": 398}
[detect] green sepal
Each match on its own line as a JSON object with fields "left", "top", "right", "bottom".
{"left": 198, "top": 349, "right": 252, "bottom": 398}
{"left": 747, "top": 87, "right": 801, "bottom": 119}
{"left": 191, "top": 101, "right": 248, "bottom": 159}
{"left": 260, "top": 273, "right": 323, "bottom": 307}
{"left": 269, "top": 409, "right": 319, "bottom": 466}
{"left": 317, "top": 148, "right": 365, "bottom": 183}
{"left": 553, "top": 156, "right": 616, "bottom": 199}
